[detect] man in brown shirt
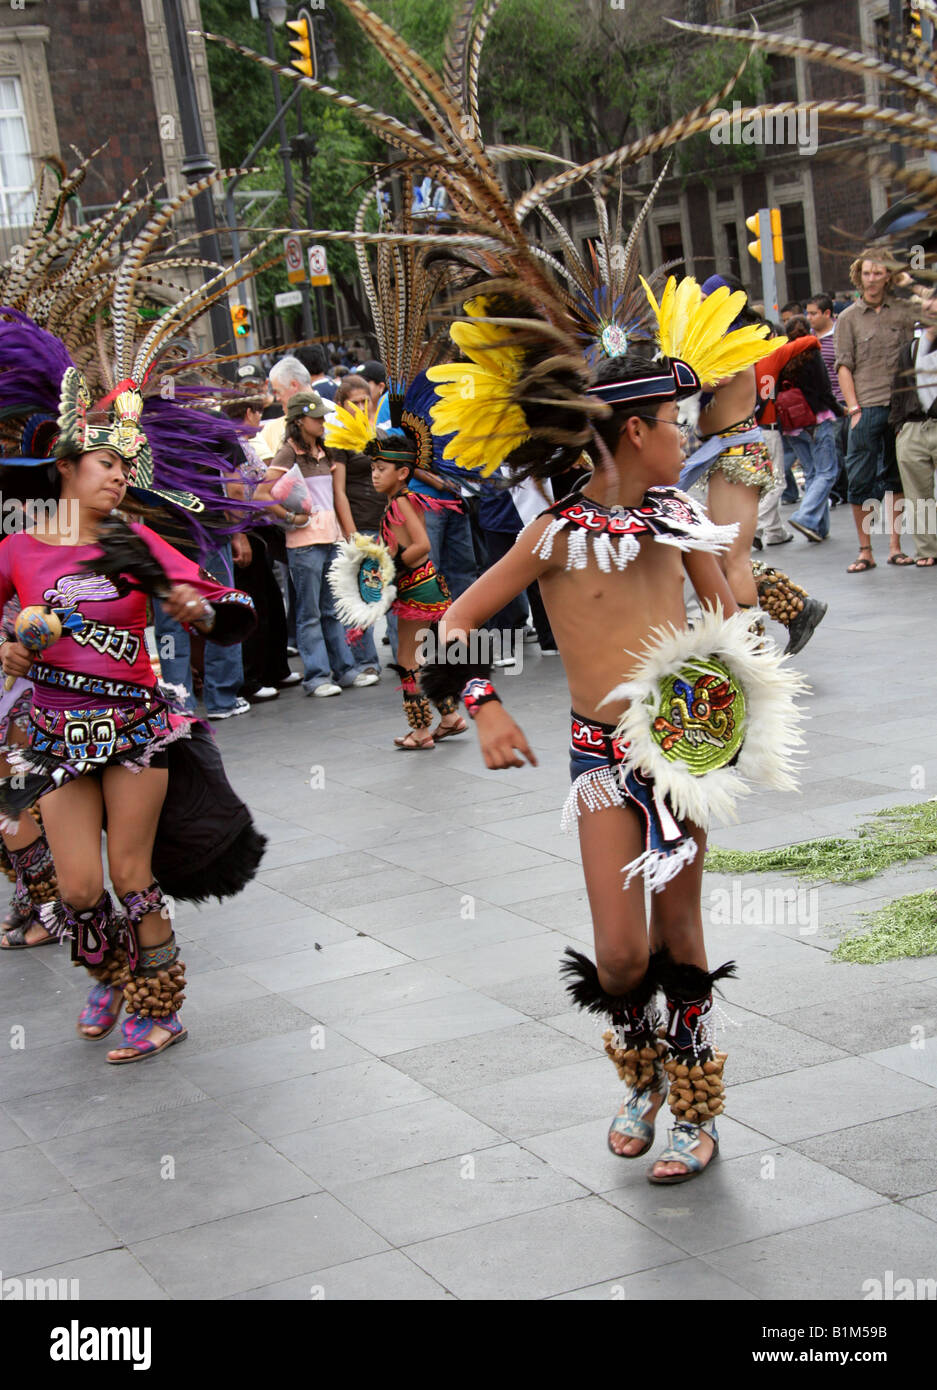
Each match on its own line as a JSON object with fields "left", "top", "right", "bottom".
{"left": 834, "top": 254, "right": 929, "bottom": 570}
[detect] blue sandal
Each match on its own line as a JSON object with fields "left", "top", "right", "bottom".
{"left": 77, "top": 983, "right": 123, "bottom": 1040}
{"left": 647, "top": 1119, "right": 719, "bottom": 1184}
{"left": 106, "top": 1011, "right": 187, "bottom": 1064}
{"left": 608, "top": 1087, "right": 663, "bottom": 1158}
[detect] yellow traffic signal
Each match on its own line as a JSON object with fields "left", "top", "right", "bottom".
{"left": 910, "top": 8, "right": 923, "bottom": 43}
{"left": 231, "top": 304, "right": 250, "bottom": 338}
{"left": 745, "top": 208, "right": 784, "bottom": 264}
{"left": 287, "top": 16, "right": 314, "bottom": 77}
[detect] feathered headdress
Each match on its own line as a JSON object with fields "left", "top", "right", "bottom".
{"left": 641, "top": 275, "right": 785, "bottom": 387}
{"left": 0, "top": 154, "right": 280, "bottom": 527}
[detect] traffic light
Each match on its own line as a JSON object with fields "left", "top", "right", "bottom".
{"left": 287, "top": 12, "right": 314, "bottom": 78}
{"left": 746, "top": 208, "right": 784, "bottom": 264}
{"left": 910, "top": 8, "right": 923, "bottom": 43}
{"left": 231, "top": 304, "right": 250, "bottom": 338}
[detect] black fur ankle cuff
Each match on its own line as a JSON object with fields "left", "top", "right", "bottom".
{"left": 655, "top": 944, "right": 736, "bottom": 1002}
{"left": 559, "top": 947, "right": 661, "bottom": 1014}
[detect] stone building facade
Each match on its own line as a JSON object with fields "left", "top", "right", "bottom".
{"left": 0, "top": 0, "right": 220, "bottom": 310}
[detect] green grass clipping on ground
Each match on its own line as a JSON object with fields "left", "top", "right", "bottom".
{"left": 707, "top": 800, "right": 937, "bottom": 961}
{"left": 706, "top": 800, "right": 937, "bottom": 883}
{"left": 832, "top": 892, "right": 937, "bottom": 964}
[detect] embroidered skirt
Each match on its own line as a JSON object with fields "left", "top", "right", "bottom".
{"left": 392, "top": 557, "right": 451, "bottom": 621}
{"left": 697, "top": 416, "right": 774, "bottom": 496}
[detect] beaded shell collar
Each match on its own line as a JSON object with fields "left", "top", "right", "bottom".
{"left": 522, "top": 485, "right": 738, "bottom": 572}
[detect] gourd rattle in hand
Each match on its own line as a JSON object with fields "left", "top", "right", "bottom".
{"left": 3, "top": 604, "right": 84, "bottom": 690}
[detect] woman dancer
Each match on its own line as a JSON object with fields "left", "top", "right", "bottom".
{"left": 0, "top": 429, "right": 258, "bottom": 1063}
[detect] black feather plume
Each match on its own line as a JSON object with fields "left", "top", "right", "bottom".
{"left": 654, "top": 945, "right": 737, "bottom": 1002}
{"left": 559, "top": 947, "right": 661, "bottom": 1013}
{"left": 80, "top": 516, "right": 171, "bottom": 599}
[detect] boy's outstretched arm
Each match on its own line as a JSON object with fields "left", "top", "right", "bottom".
{"left": 683, "top": 549, "right": 740, "bottom": 617}
{"left": 422, "top": 517, "right": 559, "bottom": 770}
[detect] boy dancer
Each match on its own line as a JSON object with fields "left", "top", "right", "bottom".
{"left": 422, "top": 351, "right": 745, "bottom": 1182}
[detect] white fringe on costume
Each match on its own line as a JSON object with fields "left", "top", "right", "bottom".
{"left": 560, "top": 764, "right": 699, "bottom": 890}
{"left": 602, "top": 604, "right": 807, "bottom": 829}
{"left": 327, "top": 533, "right": 396, "bottom": 629}
{"left": 523, "top": 489, "right": 738, "bottom": 572}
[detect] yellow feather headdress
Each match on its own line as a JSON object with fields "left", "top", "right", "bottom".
{"left": 641, "top": 276, "right": 786, "bottom": 387}
{"left": 324, "top": 401, "right": 377, "bottom": 454}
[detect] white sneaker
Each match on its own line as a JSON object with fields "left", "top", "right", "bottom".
{"left": 350, "top": 671, "right": 379, "bottom": 687}
{"left": 207, "top": 697, "right": 251, "bottom": 720}
{"left": 310, "top": 683, "right": 342, "bottom": 697}
{"left": 492, "top": 654, "right": 516, "bottom": 667}
{"left": 249, "top": 686, "right": 279, "bottom": 702}
{"left": 278, "top": 672, "right": 302, "bottom": 687}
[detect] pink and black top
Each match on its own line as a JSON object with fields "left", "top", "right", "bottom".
{"left": 0, "top": 522, "right": 254, "bottom": 711}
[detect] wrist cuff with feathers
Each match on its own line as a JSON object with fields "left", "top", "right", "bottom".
{"left": 419, "top": 638, "right": 492, "bottom": 706}
{"left": 654, "top": 944, "right": 736, "bottom": 1002}
{"left": 559, "top": 947, "right": 663, "bottom": 1014}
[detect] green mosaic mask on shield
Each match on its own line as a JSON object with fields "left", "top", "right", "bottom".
{"left": 650, "top": 658, "right": 746, "bottom": 775}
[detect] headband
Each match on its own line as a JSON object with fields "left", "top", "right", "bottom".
{"left": 586, "top": 357, "right": 700, "bottom": 407}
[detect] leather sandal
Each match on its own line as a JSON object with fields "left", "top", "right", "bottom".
{"left": 847, "top": 547, "right": 875, "bottom": 573}
{"left": 106, "top": 1012, "right": 187, "bottom": 1064}
{"left": 394, "top": 731, "right": 435, "bottom": 750}
{"left": 77, "top": 983, "right": 123, "bottom": 1040}
{"left": 648, "top": 1119, "right": 719, "bottom": 1184}
{"left": 1, "top": 915, "right": 56, "bottom": 949}
{"left": 431, "top": 717, "right": 468, "bottom": 741}
{"left": 608, "top": 1086, "right": 663, "bottom": 1158}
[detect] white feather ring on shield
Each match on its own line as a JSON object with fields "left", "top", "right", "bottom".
{"left": 327, "top": 533, "right": 397, "bottom": 631}
{"left": 602, "top": 604, "right": 808, "bottom": 830}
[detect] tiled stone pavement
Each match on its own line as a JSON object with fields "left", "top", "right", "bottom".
{"left": 2, "top": 518, "right": 936, "bottom": 1301}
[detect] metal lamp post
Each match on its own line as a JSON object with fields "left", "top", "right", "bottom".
{"left": 162, "top": 0, "right": 234, "bottom": 369}
{"left": 260, "top": 0, "right": 315, "bottom": 340}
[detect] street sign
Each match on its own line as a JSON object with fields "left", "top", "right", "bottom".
{"left": 275, "top": 290, "right": 303, "bottom": 310}
{"left": 284, "top": 234, "right": 306, "bottom": 284}
{"left": 308, "top": 244, "right": 331, "bottom": 287}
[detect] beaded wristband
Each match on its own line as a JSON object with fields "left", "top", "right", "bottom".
{"left": 461, "top": 676, "right": 501, "bottom": 720}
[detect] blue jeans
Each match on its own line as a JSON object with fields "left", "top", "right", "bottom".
{"left": 287, "top": 542, "right": 359, "bottom": 691}
{"left": 423, "top": 506, "right": 478, "bottom": 600}
{"left": 152, "top": 544, "right": 243, "bottom": 714}
{"left": 844, "top": 404, "right": 900, "bottom": 504}
{"left": 780, "top": 437, "right": 800, "bottom": 501}
{"left": 788, "top": 419, "right": 839, "bottom": 538}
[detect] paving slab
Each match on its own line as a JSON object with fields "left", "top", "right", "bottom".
{"left": 402, "top": 1195, "right": 685, "bottom": 1301}
{"left": 602, "top": 1147, "right": 885, "bottom": 1256}
{"left": 727, "top": 1057, "right": 937, "bottom": 1144}
{"left": 83, "top": 1141, "right": 319, "bottom": 1243}
{"left": 130, "top": 1193, "right": 389, "bottom": 1299}
{"left": 702, "top": 1204, "right": 937, "bottom": 1300}
{"left": 390, "top": 1020, "right": 596, "bottom": 1095}
{"left": 793, "top": 1105, "right": 937, "bottom": 1199}
{"left": 4, "top": 531, "right": 937, "bottom": 1299}
{"left": 20, "top": 1248, "right": 169, "bottom": 1300}
{"left": 229, "top": 1250, "right": 452, "bottom": 1300}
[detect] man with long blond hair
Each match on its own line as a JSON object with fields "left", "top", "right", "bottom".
{"left": 834, "top": 251, "right": 936, "bottom": 571}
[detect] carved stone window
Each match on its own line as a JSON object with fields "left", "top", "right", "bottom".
{"left": 0, "top": 76, "right": 34, "bottom": 226}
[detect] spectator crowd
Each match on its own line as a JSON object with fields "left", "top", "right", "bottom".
{"left": 169, "top": 258, "right": 937, "bottom": 726}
